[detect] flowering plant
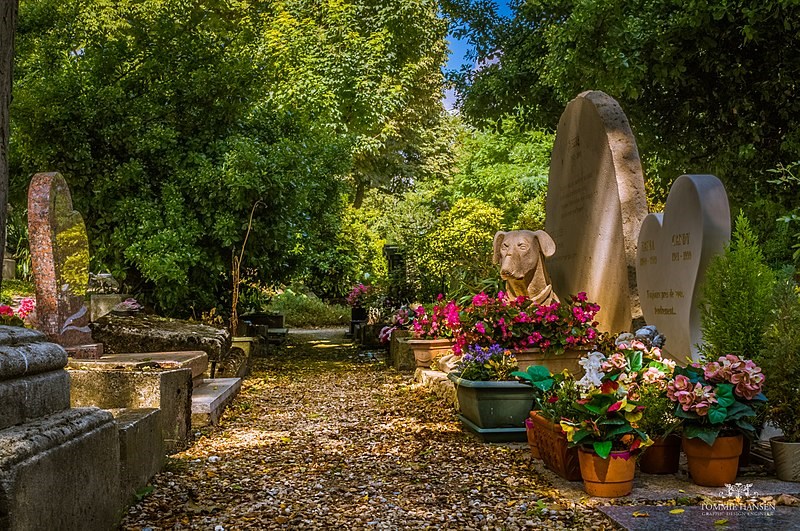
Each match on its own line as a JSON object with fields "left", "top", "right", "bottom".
{"left": 0, "top": 305, "right": 24, "bottom": 326}
{"left": 0, "top": 297, "right": 35, "bottom": 327}
{"left": 668, "top": 354, "right": 766, "bottom": 445}
{"left": 454, "top": 291, "right": 600, "bottom": 355}
{"left": 345, "top": 283, "right": 372, "bottom": 307}
{"left": 559, "top": 346, "right": 655, "bottom": 459}
{"left": 378, "top": 306, "right": 414, "bottom": 343}
{"left": 410, "top": 297, "right": 461, "bottom": 340}
{"left": 597, "top": 335, "right": 679, "bottom": 440}
{"left": 453, "top": 343, "right": 519, "bottom": 381}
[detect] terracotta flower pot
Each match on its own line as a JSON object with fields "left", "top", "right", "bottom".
{"left": 513, "top": 347, "right": 592, "bottom": 378}
{"left": 525, "top": 416, "right": 541, "bottom": 459}
{"left": 639, "top": 435, "right": 681, "bottom": 474}
{"left": 682, "top": 434, "right": 743, "bottom": 487}
{"left": 407, "top": 338, "right": 455, "bottom": 368}
{"left": 578, "top": 447, "right": 637, "bottom": 497}
{"left": 530, "top": 412, "right": 582, "bottom": 481}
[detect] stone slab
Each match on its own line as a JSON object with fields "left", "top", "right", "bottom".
{"left": 527, "top": 454, "right": 800, "bottom": 503}
{"left": 414, "top": 368, "right": 458, "bottom": 408}
{"left": 600, "top": 505, "right": 800, "bottom": 531}
{"left": 0, "top": 370, "right": 70, "bottom": 430}
{"left": 68, "top": 350, "right": 209, "bottom": 380}
{"left": 546, "top": 90, "right": 648, "bottom": 334}
{"left": 111, "top": 408, "right": 164, "bottom": 505}
{"left": 69, "top": 367, "right": 193, "bottom": 453}
{"left": 0, "top": 407, "right": 121, "bottom": 530}
{"left": 90, "top": 313, "right": 230, "bottom": 362}
{"left": 90, "top": 294, "right": 123, "bottom": 322}
{"left": 191, "top": 378, "right": 242, "bottom": 427}
{"left": 637, "top": 174, "right": 731, "bottom": 360}
{"left": 65, "top": 342, "right": 104, "bottom": 359}
{"left": 0, "top": 326, "right": 67, "bottom": 381}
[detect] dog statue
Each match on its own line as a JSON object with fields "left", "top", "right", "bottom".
{"left": 493, "top": 230, "right": 559, "bottom": 305}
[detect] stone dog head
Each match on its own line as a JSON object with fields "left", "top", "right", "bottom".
{"left": 493, "top": 230, "right": 559, "bottom": 304}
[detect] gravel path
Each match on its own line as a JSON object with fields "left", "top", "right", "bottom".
{"left": 121, "top": 330, "right": 618, "bottom": 530}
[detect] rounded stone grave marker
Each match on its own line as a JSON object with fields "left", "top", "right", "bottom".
{"left": 546, "top": 90, "right": 648, "bottom": 334}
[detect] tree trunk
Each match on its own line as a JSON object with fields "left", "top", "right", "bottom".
{"left": 353, "top": 176, "right": 366, "bottom": 209}
{"left": 0, "top": 0, "right": 17, "bottom": 284}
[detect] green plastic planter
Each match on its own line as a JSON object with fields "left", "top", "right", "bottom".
{"left": 448, "top": 373, "right": 535, "bottom": 442}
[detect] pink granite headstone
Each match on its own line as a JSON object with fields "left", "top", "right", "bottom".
{"left": 28, "top": 172, "right": 102, "bottom": 357}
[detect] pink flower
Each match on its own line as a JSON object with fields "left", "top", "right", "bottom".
{"left": 601, "top": 353, "right": 627, "bottom": 372}
{"left": 730, "top": 370, "right": 764, "bottom": 400}
{"left": 641, "top": 367, "right": 665, "bottom": 384}
{"left": 667, "top": 374, "right": 693, "bottom": 401}
{"left": 0, "top": 305, "right": 13, "bottom": 317}
{"left": 472, "top": 292, "right": 489, "bottom": 307}
{"left": 576, "top": 292, "right": 588, "bottom": 302}
{"left": 475, "top": 322, "right": 486, "bottom": 334}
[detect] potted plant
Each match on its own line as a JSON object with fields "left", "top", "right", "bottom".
{"left": 455, "top": 291, "right": 601, "bottom": 376}
{"left": 530, "top": 372, "right": 583, "bottom": 481}
{"left": 609, "top": 335, "right": 680, "bottom": 475}
{"left": 513, "top": 364, "right": 557, "bottom": 459}
{"left": 560, "top": 349, "right": 653, "bottom": 497}
{"left": 447, "top": 343, "right": 533, "bottom": 442}
{"left": 761, "top": 269, "right": 800, "bottom": 481}
{"left": 408, "top": 298, "right": 460, "bottom": 368}
{"left": 667, "top": 354, "right": 766, "bottom": 486}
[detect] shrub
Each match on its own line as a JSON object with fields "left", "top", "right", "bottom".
{"left": 700, "top": 212, "right": 776, "bottom": 359}
{"left": 761, "top": 268, "right": 800, "bottom": 442}
{"left": 265, "top": 287, "right": 349, "bottom": 328}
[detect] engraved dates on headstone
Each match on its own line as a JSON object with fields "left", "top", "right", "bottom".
{"left": 636, "top": 174, "right": 731, "bottom": 360}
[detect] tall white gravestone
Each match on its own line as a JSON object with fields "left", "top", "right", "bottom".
{"left": 636, "top": 174, "right": 731, "bottom": 360}
{"left": 546, "top": 91, "right": 648, "bottom": 333}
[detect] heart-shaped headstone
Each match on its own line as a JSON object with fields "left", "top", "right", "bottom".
{"left": 28, "top": 172, "right": 92, "bottom": 346}
{"left": 636, "top": 174, "right": 730, "bottom": 361}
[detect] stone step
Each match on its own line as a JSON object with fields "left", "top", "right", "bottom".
{"left": 191, "top": 378, "right": 242, "bottom": 427}
{"left": 0, "top": 407, "right": 120, "bottom": 530}
{"left": 68, "top": 350, "right": 208, "bottom": 382}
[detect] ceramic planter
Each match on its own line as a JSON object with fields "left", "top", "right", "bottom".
{"left": 408, "top": 338, "right": 455, "bottom": 368}
{"left": 448, "top": 373, "right": 534, "bottom": 442}
{"left": 682, "top": 434, "right": 743, "bottom": 487}
{"left": 530, "top": 412, "right": 582, "bottom": 481}
{"left": 525, "top": 416, "right": 541, "bottom": 459}
{"left": 770, "top": 437, "right": 800, "bottom": 482}
{"left": 513, "top": 347, "right": 592, "bottom": 377}
{"left": 578, "top": 447, "right": 637, "bottom": 497}
{"left": 639, "top": 435, "right": 681, "bottom": 474}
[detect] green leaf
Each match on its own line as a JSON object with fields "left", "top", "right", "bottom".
{"left": 605, "top": 424, "right": 634, "bottom": 438}
{"left": 725, "top": 400, "right": 755, "bottom": 420}
{"left": 683, "top": 424, "right": 720, "bottom": 446}
{"left": 707, "top": 404, "right": 728, "bottom": 425}
{"left": 526, "top": 365, "right": 551, "bottom": 380}
{"left": 532, "top": 378, "right": 555, "bottom": 391}
{"left": 715, "top": 384, "right": 735, "bottom": 408}
{"left": 593, "top": 441, "right": 612, "bottom": 459}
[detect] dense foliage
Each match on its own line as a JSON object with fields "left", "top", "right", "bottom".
{"left": 10, "top": 0, "right": 447, "bottom": 313}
